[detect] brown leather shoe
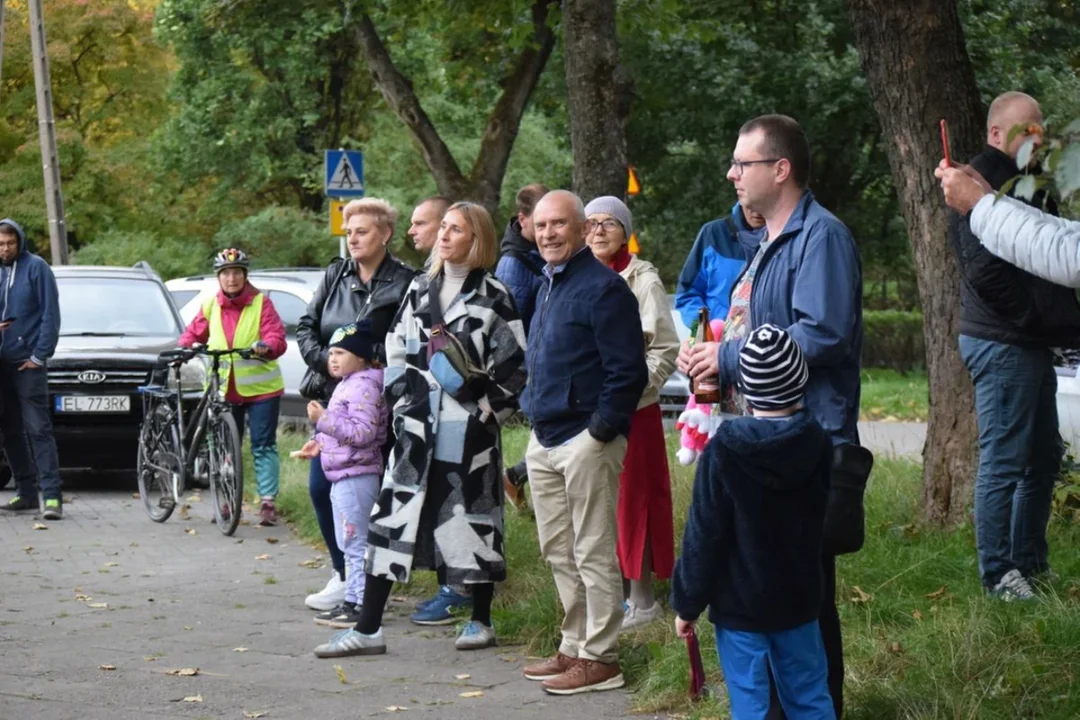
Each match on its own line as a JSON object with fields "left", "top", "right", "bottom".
{"left": 503, "top": 472, "right": 528, "bottom": 510}
{"left": 541, "top": 659, "right": 625, "bottom": 695}
{"left": 522, "top": 652, "right": 576, "bottom": 681}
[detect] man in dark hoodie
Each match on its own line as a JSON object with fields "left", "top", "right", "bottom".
{"left": 494, "top": 183, "right": 548, "bottom": 508}
{"left": 948, "top": 91, "right": 1080, "bottom": 601}
{"left": 0, "top": 219, "right": 62, "bottom": 519}
{"left": 672, "top": 324, "right": 834, "bottom": 719}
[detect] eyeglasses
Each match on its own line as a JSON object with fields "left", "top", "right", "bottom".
{"left": 729, "top": 158, "right": 781, "bottom": 177}
{"left": 585, "top": 218, "right": 622, "bottom": 233}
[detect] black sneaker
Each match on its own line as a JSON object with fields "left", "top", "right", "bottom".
{"left": 326, "top": 603, "right": 362, "bottom": 629}
{"left": 314, "top": 603, "right": 348, "bottom": 627}
{"left": 1, "top": 495, "right": 37, "bottom": 512}
{"left": 42, "top": 498, "right": 63, "bottom": 521}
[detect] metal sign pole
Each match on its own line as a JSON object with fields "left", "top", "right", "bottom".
{"left": 28, "top": 0, "right": 69, "bottom": 265}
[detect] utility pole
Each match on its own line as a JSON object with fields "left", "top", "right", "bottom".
{"left": 1, "top": 0, "right": 7, "bottom": 100}
{"left": 28, "top": 0, "right": 69, "bottom": 265}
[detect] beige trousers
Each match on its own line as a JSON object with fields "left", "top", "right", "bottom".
{"left": 526, "top": 428, "right": 628, "bottom": 663}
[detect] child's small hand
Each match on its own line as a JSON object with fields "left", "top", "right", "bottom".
{"left": 307, "top": 401, "right": 325, "bottom": 422}
{"left": 675, "top": 616, "right": 695, "bottom": 639}
{"left": 293, "top": 439, "right": 320, "bottom": 459}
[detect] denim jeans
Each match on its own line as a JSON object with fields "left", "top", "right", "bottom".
{"left": 959, "top": 335, "right": 1060, "bottom": 588}
{"left": 231, "top": 396, "right": 281, "bottom": 499}
{"left": 0, "top": 363, "right": 61, "bottom": 500}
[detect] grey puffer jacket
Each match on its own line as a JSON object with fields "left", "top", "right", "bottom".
{"left": 973, "top": 194, "right": 1080, "bottom": 289}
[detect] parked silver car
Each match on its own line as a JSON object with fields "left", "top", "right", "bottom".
{"left": 166, "top": 269, "right": 323, "bottom": 420}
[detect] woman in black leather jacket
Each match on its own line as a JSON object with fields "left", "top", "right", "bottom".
{"left": 296, "top": 197, "right": 418, "bottom": 613}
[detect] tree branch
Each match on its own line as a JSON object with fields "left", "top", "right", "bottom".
{"left": 353, "top": 12, "right": 468, "bottom": 198}
{"left": 468, "top": 0, "right": 558, "bottom": 209}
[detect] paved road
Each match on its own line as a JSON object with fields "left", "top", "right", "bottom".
{"left": 0, "top": 483, "right": 638, "bottom": 720}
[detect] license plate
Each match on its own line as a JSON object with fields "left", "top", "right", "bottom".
{"left": 54, "top": 395, "right": 131, "bottom": 413}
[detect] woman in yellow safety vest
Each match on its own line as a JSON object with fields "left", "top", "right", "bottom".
{"left": 179, "top": 248, "right": 288, "bottom": 525}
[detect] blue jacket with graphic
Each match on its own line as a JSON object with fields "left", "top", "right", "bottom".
{"left": 715, "top": 193, "right": 863, "bottom": 445}
{"left": 0, "top": 219, "right": 60, "bottom": 365}
{"left": 674, "top": 204, "right": 754, "bottom": 327}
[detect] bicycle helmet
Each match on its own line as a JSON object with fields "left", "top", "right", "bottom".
{"left": 213, "top": 247, "right": 250, "bottom": 273}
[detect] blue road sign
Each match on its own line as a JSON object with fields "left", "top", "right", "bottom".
{"left": 324, "top": 150, "right": 365, "bottom": 197}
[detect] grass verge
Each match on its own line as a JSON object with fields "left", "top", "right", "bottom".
{"left": 257, "top": 424, "right": 1080, "bottom": 718}
{"left": 859, "top": 369, "right": 928, "bottom": 422}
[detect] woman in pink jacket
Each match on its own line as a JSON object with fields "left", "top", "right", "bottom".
{"left": 179, "top": 249, "right": 288, "bottom": 525}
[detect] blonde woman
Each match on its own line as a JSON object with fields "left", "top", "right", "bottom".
{"left": 314, "top": 201, "right": 527, "bottom": 658}
{"left": 296, "top": 197, "right": 418, "bottom": 613}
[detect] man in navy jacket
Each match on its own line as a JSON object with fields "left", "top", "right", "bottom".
{"left": 520, "top": 190, "right": 647, "bottom": 696}
{"left": 678, "top": 115, "right": 862, "bottom": 719}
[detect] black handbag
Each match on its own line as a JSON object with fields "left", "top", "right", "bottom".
{"left": 823, "top": 442, "right": 874, "bottom": 556}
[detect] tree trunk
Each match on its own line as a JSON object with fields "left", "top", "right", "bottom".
{"left": 847, "top": 0, "right": 983, "bottom": 526}
{"left": 353, "top": 2, "right": 556, "bottom": 213}
{"left": 562, "top": 0, "right": 629, "bottom": 201}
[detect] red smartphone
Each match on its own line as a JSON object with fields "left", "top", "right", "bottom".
{"left": 940, "top": 118, "right": 952, "bottom": 167}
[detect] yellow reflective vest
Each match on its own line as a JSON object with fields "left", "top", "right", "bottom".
{"left": 202, "top": 294, "right": 284, "bottom": 397}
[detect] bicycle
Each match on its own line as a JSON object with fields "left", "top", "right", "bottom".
{"left": 136, "top": 346, "right": 251, "bottom": 536}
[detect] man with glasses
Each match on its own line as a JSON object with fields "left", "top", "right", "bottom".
{"left": 677, "top": 114, "right": 862, "bottom": 719}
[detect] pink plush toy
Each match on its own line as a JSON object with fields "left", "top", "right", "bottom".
{"left": 675, "top": 318, "right": 726, "bottom": 466}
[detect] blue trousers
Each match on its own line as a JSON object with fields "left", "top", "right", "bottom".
{"left": 231, "top": 396, "right": 281, "bottom": 499}
{"left": 310, "top": 456, "right": 346, "bottom": 578}
{"left": 0, "top": 363, "right": 61, "bottom": 501}
{"left": 330, "top": 474, "right": 380, "bottom": 605}
{"left": 959, "top": 335, "right": 1060, "bottom": 588}
{"left": 716, "top": 621, "right": 835, "bottom": 720}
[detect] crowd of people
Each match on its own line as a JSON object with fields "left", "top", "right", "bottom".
{"left": 2, "top": 92, "right": 1074, "bottom": 717}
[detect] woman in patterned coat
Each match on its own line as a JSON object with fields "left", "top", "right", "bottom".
{"left": 314, "top": 201, "right": 527, "bottom": 659}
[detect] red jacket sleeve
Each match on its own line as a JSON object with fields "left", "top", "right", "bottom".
{"left": 178, "top": 307, "right": 210, "bottom": 348}
{"left": 258, "top": 295, "right": 288, "bottom": 360}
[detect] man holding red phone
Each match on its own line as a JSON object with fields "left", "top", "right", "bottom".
{"left": 947, "top": 91, "right": 1080, "bottom": 601}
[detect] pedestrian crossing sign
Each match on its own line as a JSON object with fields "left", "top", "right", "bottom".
{"left": 324, "top": 150, "right": 365, "bottom": 197}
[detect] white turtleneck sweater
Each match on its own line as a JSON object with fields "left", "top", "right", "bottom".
{"left": 439, "top": 261, "right": 470, "bottom": 313}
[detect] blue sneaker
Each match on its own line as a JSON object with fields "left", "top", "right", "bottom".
{"left": 410, "top": 585, "right": 471, "bottom": 625}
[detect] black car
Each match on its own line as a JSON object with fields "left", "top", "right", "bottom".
{"left": 0, "top": 263, "right": 202, "bottom": 487}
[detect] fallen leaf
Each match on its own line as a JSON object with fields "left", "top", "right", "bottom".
{"left": 333, "top": 665, "right": 347, "bottom": 684}
{"left": 33, "top": 523, "right": 47, "bottom": 530}
{"left": 300, "top": 559, "right": 323, "bottom": 569}
{"left": 167, "top": 667, "right": 199, "bottom": 676}
{"left": 184, "top": 528, "right": 197, "bottom": 535}
{"left": 131, "top": 492, "right": 140, "bottom": 499}
{"left": 182, "top": 695, "right": 203, "bottom": 703}
{"left": 183, "top": 625, "right": 193, "bottom": 631}
{"left": 23, "top": 546, "right": 33, "bottom": 554}
{"left": 391, "top": 596, "right": 409, "bottom": 603}
{"left": 497, "top": 655, "right": 517, "bottom": 663}
{"left": 850, "top": 586, "right": 873, "bottom": 604}
{"left": 243, "top": 713, "right": 268, "bottom": 719}
{"left": 87, "top": 603, "right": 109, "bottom": 609}
{"left": 75, "top": 594, "right": 91, "bottom": 601}
{"left": 178, "top": 505, "right": 191, "bottom": 520}
{"left": 459, "top": 691, "right": 484, "bottom": 699}
{"left": 186, "top": 495, "right": 202, "bottom": 503}
{"left": 265, "top": 537, "right": 279, "bottom": 544}
{"left": 888, "top": 641, "right": 903, "bottom": 654}
{"left": 99, "top": 664, "right": 116, "bottom": 671}
{"left": 104, "top": 562, "right": 119, "bottom": 568}
{"left": 385, "top": 708, "right": 408, "bottom": 713}
{"left": 455, "top": 673, "right": 471, "bottom": 680}
{"left": 233, "top": 647, "right": 249, "bottom": 653}
{"left": 255, "top": 554, "right": 271, "bottom": 561}
{"left": 926, "top": 585, "right": 948, "bottom": 600}
{"left": 912, "top": 609, "right": 923, "bottom": 621}
{"left": 144, "top": 656, "right": 158, "bottom": 662}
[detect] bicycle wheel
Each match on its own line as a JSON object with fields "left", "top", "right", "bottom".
{"left": 206, "top": 409, "right": 244, "bottom": 536}
{"left": 137, "top": 403, "right": 182, "bottom": 523}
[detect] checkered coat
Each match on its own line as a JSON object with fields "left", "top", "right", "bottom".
{"left": 365, "top": 269, "right": 526, "bottom": 585}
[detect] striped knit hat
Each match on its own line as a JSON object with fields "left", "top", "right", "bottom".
{"left": 738, "top": 324, "right": 809, "bottom": 410}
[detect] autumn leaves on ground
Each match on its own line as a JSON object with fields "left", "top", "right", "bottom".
{"left": 256, "top": 427, "right": 1080, "bottom": 719}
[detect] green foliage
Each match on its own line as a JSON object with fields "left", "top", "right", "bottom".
{"left": 863, "top": 310, "right": 925, "bottom": 373}
{"left": 211, "top": 206, "right": 337, "bottom": 270}
{"left": 73, "top": 230, "right": 202, "bottom": 279}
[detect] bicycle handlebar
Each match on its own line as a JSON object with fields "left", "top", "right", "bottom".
{"left": 157, "top": 345, "right": 255, "bottom": 367}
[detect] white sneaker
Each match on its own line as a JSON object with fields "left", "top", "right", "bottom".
{"left": 621, "top": 600, "right": 663, "bottom": 631}
{"left": 306, "top": 571, "right": 347, "bottom": 611}
{"left": 991, "top": 569, "right": 1035, "bottom": 602}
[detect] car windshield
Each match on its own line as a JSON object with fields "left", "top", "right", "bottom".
{"left": 59, "top": 277, "right": 181, "bottom": 336}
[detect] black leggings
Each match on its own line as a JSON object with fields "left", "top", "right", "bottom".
{"left": 356, "top": 575, "right": 495, "bottom": 634}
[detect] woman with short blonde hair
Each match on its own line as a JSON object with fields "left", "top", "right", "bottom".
{"left": 342, "top": 197, "right": 399, "bottom": 234}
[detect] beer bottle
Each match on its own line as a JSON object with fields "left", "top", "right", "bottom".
{"left": 693, "top": 307, "right": 721, "bottom": 404}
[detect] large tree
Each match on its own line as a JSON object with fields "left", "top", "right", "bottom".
{"left": 847, "top": 0, "right": 984, "bottom": 525}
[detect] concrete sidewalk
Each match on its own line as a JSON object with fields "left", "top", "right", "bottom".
{"left": 0, "top": 486, "right": 639, "bottom": 720}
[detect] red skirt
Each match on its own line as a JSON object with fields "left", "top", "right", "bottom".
{"left": 617, "top": 402, "right": 675, "bottom": 580}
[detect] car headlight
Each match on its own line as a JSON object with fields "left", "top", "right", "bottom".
{"left": 166, "top": 357, "right": 208, "bottom": 394}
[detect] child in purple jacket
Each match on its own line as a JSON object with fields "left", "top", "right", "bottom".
{"left": 297, "top": 320, "right": 387, "bottom": 629}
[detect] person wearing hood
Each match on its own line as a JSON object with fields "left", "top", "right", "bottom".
{"left": 584, "top": 196, "right": 679, "bottom": 632}
{"left": 495, "top": 183, "right": 548, "bottom": 510}
{"left": 0, "top": 219, "right": 62, "bottom": 519}
{"left": 179, "top": 248, "right": 287, "bottom": 526}
{"left": 672, "top": 324, "right": 835, "bottom": 720}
